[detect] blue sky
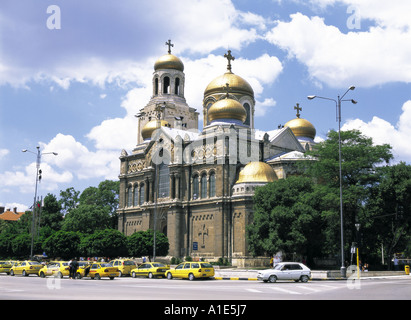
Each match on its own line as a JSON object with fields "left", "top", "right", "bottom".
{"left": 1, "top": 0, "right": 411, "bottom": 211}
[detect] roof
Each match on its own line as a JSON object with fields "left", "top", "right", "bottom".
{"left": 0, "top": 209, "right": 25, "bottom": 221}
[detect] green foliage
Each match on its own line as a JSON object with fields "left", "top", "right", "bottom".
{"left": 80, "top": 229, "right": 127, "bottom": 258}
{"left": 127, "top": 229, "right": 169, "bottom": 259}
{"left": 61, "top": 204, "right": 111, "bottom": 234}
{"left": 247, "top": 129, "right": 411, "bottom": 269}
{"left": 42, "top": 230, "right": 82, "bottom": 260}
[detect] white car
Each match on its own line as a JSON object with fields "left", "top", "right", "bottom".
{"left": 257, "top": 262, "right": 311, "bottom": 283}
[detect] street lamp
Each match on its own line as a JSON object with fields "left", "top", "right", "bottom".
{"left": 22, "top": 146, "right": 58, "bottom": 258}
{"left": 307, "top": 86, "right": 357, "bottom": 278}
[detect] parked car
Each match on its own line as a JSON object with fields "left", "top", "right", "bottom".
{"left": 165, "top": 262, "right": 214, "bottom": 280}
{"left": 0, "top": 261, "right": 12, "bottom": 275}
{"left": 108, "top": 259, "right": 136, "bottom": 277}
{"left": 257, "top": 262, "right": 311, "bottom": 283}
{"left": 10, "top": 260, "right": 43, "bottom": 276}
{"left": 38, "top": 261, "right": 70, "bottom": 278}
{"left": 131, "top": 262, "right": 170, "bottom": 278}
{"left": 87, "top": 262, "right": 119, "bottom": 280}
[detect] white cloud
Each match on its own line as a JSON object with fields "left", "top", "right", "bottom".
{"left": 39, "top": 133, "right": 119, "bottom": 181}
{"left": 0, "top": 160, "right": 72, "bottom": 195}
{"left": 265, "top": 8, "right": 411, "bottom": 87}
{"left": 342, "top": 100, "right": 411, "bottom": 162}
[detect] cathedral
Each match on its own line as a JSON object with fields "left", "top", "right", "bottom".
{"left": 117, "top": 41, "right": 316, "bottom": 266}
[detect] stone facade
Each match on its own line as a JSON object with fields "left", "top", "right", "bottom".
{"left": 117, "top": 43, "right": 316, "bottom": 265}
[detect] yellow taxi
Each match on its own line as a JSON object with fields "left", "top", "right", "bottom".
{"left": 131, "top": 262, "right": 170, "bottom": 279}
{"left": 38, "top": 261, "right": 70, "bottom": 278}
{"left": 75, "top": 261, "right": 92, "bottom": 279}
{"left": 0, "top": 261, "right": 12, "bottom": 275}
{"left": 108, "top": 259, "right": 136, "bottom": 277}
{"left": 165, "top": 261, "right": 215, "bottom": 280}
{"left": 10, "top": 260, "right": 43, "bottom": 276}
{"left": 87, "top": 262, "right": 119, "bottom": 280}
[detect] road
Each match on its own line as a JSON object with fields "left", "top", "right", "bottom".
{"left": 1, "top": 274, "right": 410, "bottom": 301}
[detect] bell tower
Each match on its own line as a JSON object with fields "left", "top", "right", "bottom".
{"left": 135, "top": 40, "right": 199, "bottom": 146}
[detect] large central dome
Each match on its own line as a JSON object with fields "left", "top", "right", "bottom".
{"left": 204, "top": 71, "right": 254, "bottom": 96}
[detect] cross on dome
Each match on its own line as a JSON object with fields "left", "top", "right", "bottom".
{"left": 224, "top": 50, "right": 235, "bottom": 72}
{"left": 165, "top": 39, "right": 174, "bottom": 54}
{"left": 294, "top": 103, "right": 302, "bottom": 118}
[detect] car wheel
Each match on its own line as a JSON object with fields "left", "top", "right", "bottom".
{"left": 76, "top": 273, "right": 82, "bottom": 279}
{"left": 188, "top": 273, "right": 195, "bottom": 281}
{"left": 148, "top": 272, "right": 153, "bottom": 279}
{"left": 95, "top": 274, "right": 101, "bottom": 280}
{"left": 268, "top": 275, "right": 277, "bottom": 283}
{"left": 300, "top": 275, "right": 309, "bottom": 283}
{"left": 22, "top": 270, "right": 28, "bottom": 277}
{"left": 167, "top": 272, "right": 173, "bottom": 280}
{"left": 10, "top": 270, "right": 14, "bottom": 276}
{"left": 58, "top": 272, "right": 64, "bottom": 278}
{"left": 40, "top": 272, "right": 45, "bottom": 278}
{"left": 118, "top": 271, "right": 123, "bottom": 277}
{"left": 132, "top": 271, "right": 136, "bottom": 278}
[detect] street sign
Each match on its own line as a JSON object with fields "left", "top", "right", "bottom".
{"left": 193, "top": 242, "right": 198, "bottom": 251}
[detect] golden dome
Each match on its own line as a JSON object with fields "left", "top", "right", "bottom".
{"left": 236, "top": 161, "right": 277, "bottom": 184}
{"left": 141, "top": 119, "right": 171, "bottom": 140}
{"left": 208, "top": 98, "right": 247, "bottom": 123}
{"left": 204, "top": 72, "right": 254, "bottom": 97}
{"left": 154, "top": 54, "right": 184, "bottom": 72}
{"left": 284, "top": 118, "right": 316, "bottom": 140}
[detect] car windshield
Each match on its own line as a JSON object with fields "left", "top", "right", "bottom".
{"left": 28, "top": 261, "right": 42, "bottom": 265}
{"left": 273, "top": 264, "right": 283, "bottom": 270}
{"left": 123, "top": 261, "right": 135, "bottom": 265}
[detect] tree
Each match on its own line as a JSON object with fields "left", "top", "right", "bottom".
{"left": 61, "top": 204, "right": 111, "bottom": 234}
{"left": 127, "top": 230, "right": 169, "bottom": 259}
{"left": 365, "top": 162, "right": 411, "bottom": 268}
{"left": 42, "top": 230, "right": 82, "bottom": 260}
{"left": 79, "top": 229, "right": 127, "bottom": 258}
{"left": 40, "top": 193, "right": 63, "bottom": 231}
{"left": 59, "top": 187, "right": 80, "bottom": 215}
{"left": 303, "top": 129, "right": 393, "bottom": 260}
{"left": 247, "top": 176, "right": 324, "bottom": 264}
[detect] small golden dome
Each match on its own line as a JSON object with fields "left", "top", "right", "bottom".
{"left": 284, "top": 118, "right": 316, "bottom": 140}
{"left": 204, "top": 72, "right": 254, "bottom": 97}
{"left": 141, "top": 119, "right": 171, "bottom": 140}
{"left": 154, "top": 54, "right": 184, "bottom": 72}
{"left": 236, "top": 161, "right": 277, "bottom": 184}
{"left": 208, "top": 98, "right": 247, "bottom": 123}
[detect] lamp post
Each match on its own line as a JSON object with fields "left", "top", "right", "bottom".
{"left": 22, "top": 146, "right": 58, "bottom": 258}
{"left": 307, "top": 86, "right": 357, "bottom": 278}
{"left": 355, "top": 223, "right": 361, "bottom": 279}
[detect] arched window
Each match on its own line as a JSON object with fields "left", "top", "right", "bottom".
{"left": 133, "top": 186, "right": 139, "bottom": 206}
{"left": 139, "top": 183, "right": 145, "bottom": 205}
{"left": 201, "top": 173, "right": 207, "bottom": 198}
{"left": 127, "top": 186, "right": 133, "bottom": 207}
{"left": 192, "top": 175, "right": 199, "bottom": 199}
{"left": 243, "top": 103, "right": 251, "bottom": 126}
{"left": 174, "top": 77, "right": 180, "bottom": 95}
{"left": 163, "top": 76, "right": 170, "bottom": 94}
{"left": 209, "top": 172, "right": 216, "bottom": 197}
{"left": 158, "top": 163, "right": 170, "bottom": 198}
{"left": 155, "top": 78, "right": 159, "bottom": 95}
